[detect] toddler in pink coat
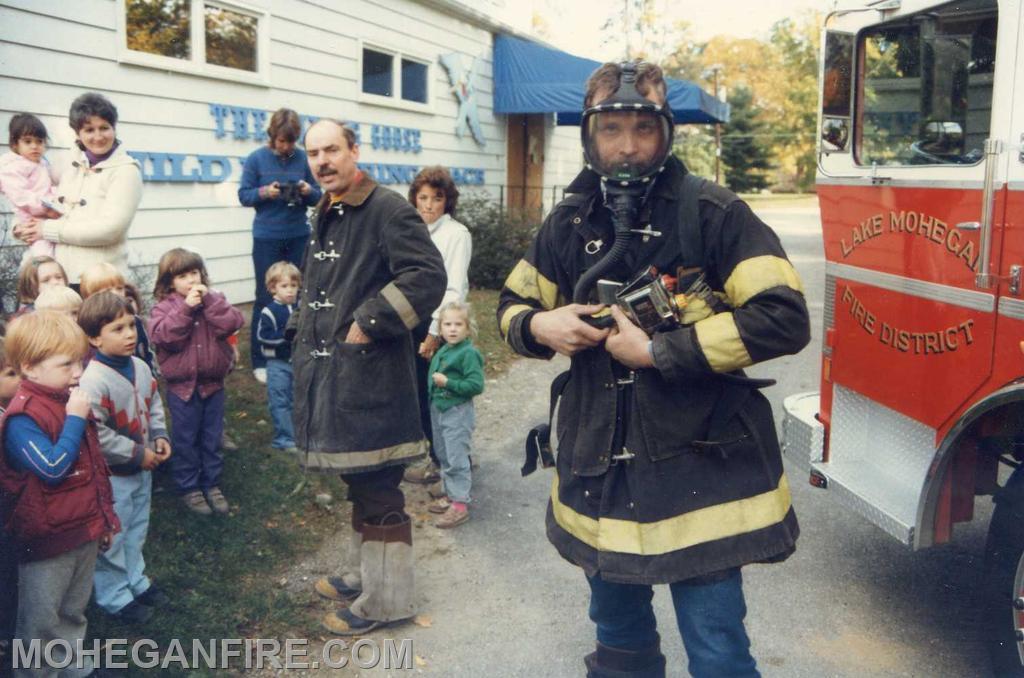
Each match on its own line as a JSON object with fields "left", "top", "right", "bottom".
{"left": 0, "top": 114, "right": 60, "bottom": 257}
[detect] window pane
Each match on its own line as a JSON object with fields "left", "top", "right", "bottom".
{"left": 401, "top": 59, "right": 428, "bottom": 103}
{"left": 205, "top": 4, "right": 258, "bottom": 72}
{"left": 126, "top": 0, "right": 191, "bottom": 60}
{"left": 363, "top": 49, "right": 393, "bottom": 96}
{"left": 859, "top": 0, "right": 997, "bottom": 166}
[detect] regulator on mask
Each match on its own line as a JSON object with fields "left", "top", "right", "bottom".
{"left": 573, "top": 62, "right": 676, "bottom": 322}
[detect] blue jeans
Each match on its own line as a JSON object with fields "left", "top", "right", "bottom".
{"left": 266, "top": 359, "right": 295, "bottom": 448}
{"left": 94, "top": 472, "right": 153, "bottom": 613}
{"left": 429, "top": 401, "right": 474, "bottom": 504}
{"left": 587, "top": 569, "right": 759, "bottom": 678}
{"left": 251, "top": 235, "right": 307, "bottom": 369}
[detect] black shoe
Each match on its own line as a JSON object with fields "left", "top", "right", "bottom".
{"left": 113, "top": 599, "right": 153, "bottom": 625}
{"left": 135, "top": 585, "right": 170, "bottom": 608}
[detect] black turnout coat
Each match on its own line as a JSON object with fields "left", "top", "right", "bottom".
{"left": 290, "top": 174, "right": 447, "bottom": 473}
{"left": 498, "top": 157, "right": 810, "bottom": 584}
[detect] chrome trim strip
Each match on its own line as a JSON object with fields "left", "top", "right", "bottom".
{"left": 1010, "top": 181, "right": 1024, "bottom": 191}
{"left": 816, "top": 176, "right": 990, "bottom": 189}
{"left": 827, "top": 262, "right": 995, "bottom": 312}
{"left": 999, "top": 297, "right": 1024, "bottom": 320}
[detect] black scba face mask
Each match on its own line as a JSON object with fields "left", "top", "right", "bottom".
{"left": 581, "top": 63, "right": 675, "bottom": 187}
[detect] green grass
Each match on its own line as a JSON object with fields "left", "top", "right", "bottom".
{"left": 86, "top": 332, "right": 346, "bottom": 676}
{"left": 84, "top": 294, "right": 520, "bottom": 674}
{"left": 468, "top": 288, "right": 518, "bottom": 378}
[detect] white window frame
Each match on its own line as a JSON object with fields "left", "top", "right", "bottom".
{"left": 358, "top": 40, "right": 433, "bottom": 113}
{"left": 116, "top": 0, "right": 271, "bottom": 86}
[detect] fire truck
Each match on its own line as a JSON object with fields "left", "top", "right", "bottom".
{"left": 780, "top": 0, "right": 1024, "bottom": 672}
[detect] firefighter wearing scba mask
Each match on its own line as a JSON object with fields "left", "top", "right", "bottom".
{"left": 498, "top": 61, "right": 811, "bottom": 677}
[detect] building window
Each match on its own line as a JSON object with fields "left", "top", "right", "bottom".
{"left": 360, "top": 44, "right": 431, "bottom": 110}
{"left": 362, "top": 49, "right": 394, "bottom": 97}
{"left": 120, "top": 0, "right": 268, "bottom": 84}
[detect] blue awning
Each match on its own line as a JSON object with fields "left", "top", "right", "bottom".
{"left": 493, "top": 34, "right": 729, "bottom": 125}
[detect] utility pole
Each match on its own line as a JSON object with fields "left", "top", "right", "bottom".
{"left": 712, "top": 66, "right": 722, "bottom": 184}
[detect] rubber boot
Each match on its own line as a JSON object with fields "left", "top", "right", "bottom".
{"left": 340, "top": 523, "right": 363, "bottom": 592}
{"left": 584, "top": 637, "right": 667, "bottom": 678}
{"left": 348, "top": 513, "right": 416, "bottom": 623}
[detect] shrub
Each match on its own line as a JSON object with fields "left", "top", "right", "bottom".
{"left": 457, "top": 192, "right": 540, "bottom": 290}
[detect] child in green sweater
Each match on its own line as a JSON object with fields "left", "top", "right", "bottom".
{"left": 427, "top": 301, "right": 485, "bottom": 528}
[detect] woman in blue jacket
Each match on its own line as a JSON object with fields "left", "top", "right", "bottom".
{"left": 238, "top": 108, "right": 320, "bottom": 382}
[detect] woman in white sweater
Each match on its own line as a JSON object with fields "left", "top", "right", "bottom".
{"left": 404, "top": 166, "right": 473, "bottom": 484}
{"left": 15, "top": 93, "right": 142, "bottom": 285}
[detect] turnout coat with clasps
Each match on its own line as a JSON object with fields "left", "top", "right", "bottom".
{"left": 498, "top": 157, "right": 811, "bottom": 585}
{"left": 288, "top": 174, "right": 447, "bottom": 474}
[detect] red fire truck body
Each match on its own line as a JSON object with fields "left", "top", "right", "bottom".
{"left": 782, "top": 0, "right": 1024, "bottom": 670}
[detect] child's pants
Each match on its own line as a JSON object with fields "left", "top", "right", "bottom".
{"left": 167, "top": 389, "right": 226, "bottom": 494}
{"left": 16, "top": 539, "right": 99, "bottom": 678}
{"left": 266, "top": 359, "right": 295, "bottom": 448}
{"left": 429, "top": 401, "right": 474, "bottom": 504}
{"left": 94, "top": 472, "right": 153, "bottom": 614}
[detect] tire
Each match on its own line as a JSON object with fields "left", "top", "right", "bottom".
{"left": 985, "top": 468, "right": 1024, "bottom": 677}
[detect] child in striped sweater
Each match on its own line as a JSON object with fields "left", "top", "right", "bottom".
{"left": 78, "top": 291, "right": 172, "bottom": 625}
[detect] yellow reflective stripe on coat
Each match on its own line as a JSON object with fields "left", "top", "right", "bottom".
{"left": 504, "top": 259, "right": 561, "bottom": 310}
{"left": 380, "top": 282, "right": 419, "bottom": 330}
{"left": 694, "top": 312, "right": 751, "bottom": 372}
{"left": 724, "top": 255, "right": 804, "bottom": 308}
{"left": 550, "top": 473, "right": 792, "bottom": 556}
{"left": 499, "top": 303, "right": 534, "bottom": 337}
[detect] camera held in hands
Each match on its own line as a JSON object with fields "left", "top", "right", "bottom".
{"left": 278, "top": 181, "right": 302, "bottom": 207}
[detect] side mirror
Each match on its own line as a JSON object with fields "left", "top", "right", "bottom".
{"left": 820, "top": 31, "right": 854, "bottom": 153}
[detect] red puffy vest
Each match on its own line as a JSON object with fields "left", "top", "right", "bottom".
{"left": 0, "top": 380, "right": 119, "bottom": 562}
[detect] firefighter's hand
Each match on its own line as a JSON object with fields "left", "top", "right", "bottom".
{"left": 530, "top": 304, "right": 611, "bottom": 357}
{"left": 344, "top": 322, "right": 371, "bottom": 344}
{"left": 605, "top": 305, "right": 655, "bottom": 369}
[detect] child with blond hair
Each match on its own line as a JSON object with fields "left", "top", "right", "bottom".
{"left": 0, "top": 336, "right": 22, "bottom": 669}
{"left": 0, "top": 311, "right": 119, "bottom": 675}
{"left": 34, "top": 285, "right": 83, "bottom": 319}
{"left": 426, "top": 301, "right": 484, "bottom": 529}
{"left": 149, "top": 248, "right": 243, "bottom": 515}
{"left": 256, "top": 261, "right": 299, "bottom": 452}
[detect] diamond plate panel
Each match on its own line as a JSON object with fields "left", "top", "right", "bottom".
{"left": 823, "top": 274, "right": 835, "bottom": 355}
{"left": 812, "top": 385, "right": 936, "bottom": 545}
{"left": 782, "top": 392, "right": 824, "bottom": 473}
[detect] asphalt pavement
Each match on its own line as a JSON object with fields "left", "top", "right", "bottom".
{"left": 350, "top": 200, "right": 993, "bottom": 677}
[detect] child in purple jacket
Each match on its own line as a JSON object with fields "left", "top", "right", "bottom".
{"left": 149, "top": 248, "right": 244, "bottom": 516}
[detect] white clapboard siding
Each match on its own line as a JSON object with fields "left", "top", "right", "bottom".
{"left": 0, "top": 0, "right": 585, "bottom": 305}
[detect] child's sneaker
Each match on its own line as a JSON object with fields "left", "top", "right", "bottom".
{"left": 428, "top": 497, "right": 451, "bottom": 514}
{"left": 435, "top": 505, "right": 469, "bottom": 529}
{"left": 136, "top": 585, "right": 170, "bottom": 608}
{"left": 183, "top": 490, "right": 212, "bottom": 515}
{"left": 205, "top": 487, "right": 230, "bottom": 514}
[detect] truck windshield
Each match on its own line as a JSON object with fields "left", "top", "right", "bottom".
{"left": 857, "top": 0, "right": 997, "bottom": 167}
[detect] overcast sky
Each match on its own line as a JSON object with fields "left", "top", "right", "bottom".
{"left": 501, "top": 0, "right": 835, "bottom": 59}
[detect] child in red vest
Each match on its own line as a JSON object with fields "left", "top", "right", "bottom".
{"left": 0, "top": 311, "right": 119, "bottom": 675}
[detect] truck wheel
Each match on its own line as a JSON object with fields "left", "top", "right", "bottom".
{"left": 985, "top": 470, "right": 1024, "bottom": 677}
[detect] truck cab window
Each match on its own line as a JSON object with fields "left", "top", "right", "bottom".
{"left": 857, "top": 0, "right": 997, "bottom": 167}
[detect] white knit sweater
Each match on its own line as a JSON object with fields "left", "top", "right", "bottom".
{"left": 426, "top": 213, "right": 472, "bottom": 335}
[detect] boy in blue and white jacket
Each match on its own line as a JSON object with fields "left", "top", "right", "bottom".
{"left": 257, "top": 262, "right": 299, "bottom": 452}
{"left": 78, "top": 292, "right": 172, "bottom": 625}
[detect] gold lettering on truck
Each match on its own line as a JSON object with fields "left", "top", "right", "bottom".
{"left": 840, "top": 286, "right": 975, "bottom": 355}
{"left": 838, "top": 211, "right": 979, "bottom": 271}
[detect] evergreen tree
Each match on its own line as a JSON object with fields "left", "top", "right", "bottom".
{"left": 721, "top": 86, "right": 773, "bottom": 192}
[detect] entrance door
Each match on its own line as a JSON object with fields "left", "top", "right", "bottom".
{"left": 506, "top": 114, "right": 545, "bottom": 219}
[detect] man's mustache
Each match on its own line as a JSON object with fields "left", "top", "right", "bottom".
{"left": 317, "top": 167, "right": 337, "bottom": 177}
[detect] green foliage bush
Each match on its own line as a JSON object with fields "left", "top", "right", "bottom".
{"left": 457, "top": 192, "right": 540, "bottom": 290}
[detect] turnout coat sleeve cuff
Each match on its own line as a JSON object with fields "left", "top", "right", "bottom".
{"left": 650, "top": 326, "right": 713, "bottom": 383}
